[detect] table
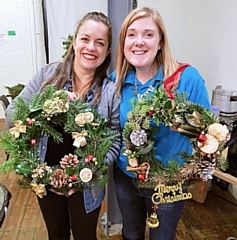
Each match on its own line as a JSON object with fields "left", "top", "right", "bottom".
{"left": 213, "top": 169, "right": 237, "bottom": 186}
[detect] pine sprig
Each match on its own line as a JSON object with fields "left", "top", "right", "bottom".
{"left": 12, "top": 97, "right": 30, "bottom": 122}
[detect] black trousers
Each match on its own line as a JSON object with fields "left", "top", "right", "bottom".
{"left": 37, "top": 191, "right": 101, "bottom": 240}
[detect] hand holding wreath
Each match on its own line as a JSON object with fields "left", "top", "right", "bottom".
{"left": 0, "top": 86, "right": 119, "bottom": 198}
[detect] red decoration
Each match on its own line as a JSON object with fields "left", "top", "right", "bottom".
{"left": 163, "top": 63, "right": 190, "bottom": 100}
{"left": 137, "top": 172, "right": 145, "bottom": 182}
{"left": 27, "top": 119, "right": 33, "bottom": 126}
{"left": 85, "top": 154, "right": 94, "bottom": 164}
{"left": 26, "top": 118, "right": 35, "bottom": 126}
{"left": 197, "top": 133, "right": 207, "bottom": 143}
{"left": 148, "top": 109, "right": 155, "bottom": 116}
{"left": 69, "top": 175, "right": 77, "bottom": 181}
{"left": 30, "top": 138, "right": 37, "bottom": 146}
{"left": 152, "top": 205, "right": 159, "bottom": 211}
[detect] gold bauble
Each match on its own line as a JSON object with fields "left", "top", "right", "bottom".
{"left": 146, "top": 212, "right": 159, "bottom": 228}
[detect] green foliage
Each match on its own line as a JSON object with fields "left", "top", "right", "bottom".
{"left": 4, "top": 83, "right": 25, "bottom": 98}
{"left": 123, "top": 84, "right": 228, "bottom": 187}
{"left": 62, "top": 34, "right": 73, "bottom": 58}
{"left": 0, "top": 86, "right": 119, "bottom": 196}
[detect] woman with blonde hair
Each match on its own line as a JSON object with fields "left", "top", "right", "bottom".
{"left": 110, "top": 6, "right": 211, "bottom": 240}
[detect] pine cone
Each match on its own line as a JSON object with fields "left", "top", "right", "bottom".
{"left": 50, "top": 169, "right": 67, "bottom": 188}
{"left": 130, "top": 129, "right": 147, "bottom": 146}
{"left": 60, "top": 153, "right": 79, "bottom": 169}
{"left": 197, "top": 160, "right": 214, "bottom": 181}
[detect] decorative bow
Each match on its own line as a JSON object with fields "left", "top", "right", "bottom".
{"left": 30, "top": 181, "right": 47, "bottom": 198}
{"left": 72, "top": 130, "right": 88, "bottom": 148}
{"left": 9, "top": 120, "right": 26, "bottom": 138}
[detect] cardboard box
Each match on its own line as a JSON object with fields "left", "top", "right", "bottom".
{"left": 188, "top": 180, "right": 209, "bottom": 203}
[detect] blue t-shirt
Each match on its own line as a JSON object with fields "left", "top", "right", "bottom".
{"left": 109, "top": 66, "right": 211, "bottom": 178}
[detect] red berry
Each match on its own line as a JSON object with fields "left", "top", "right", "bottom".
{"left": 27, "top": 119, "right": 33, "bottom": 126}
{"left": 87, "top": 155, "right": 94, "bottom": 161}
{"left": 85, "top": 155, "right": 94, "bottom": 164}
{"left": 137, "top": 172, "right": 145, "bottom": 182}
{"left": 148, "top": 109, "right": 155, "bottom": 116}
{"left": 197, "top": 133, "right": 207, "bottom": 143}
{"left": 30, "top": 138, "right": 37, "bottom": 146}
{"left": 69, "top": 175, "right": 77, "bottom": 181}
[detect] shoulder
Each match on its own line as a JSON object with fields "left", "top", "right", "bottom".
{"left": 101, "top": 78, "right": 120, "bottom": 104}
{"left": 181, "top": 65, "right": 202, "bottom": 78}
{"left": 108, "top": 71, "right": 116, "bottom": 83}
{"left": 179, "top": 65, "right": 210, "bottom": 108}
{"left": 103, "top": 77, "right": 117, "bottom": 93}
{"left": 40, "top": 62, "right": 61, "bottom": 76}
{"left": 180, "top": 65, "right": 205, "bottom": 86}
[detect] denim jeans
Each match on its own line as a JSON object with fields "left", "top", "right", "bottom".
{"left": 113, "top": 166, "right": 186, "bottom": 240}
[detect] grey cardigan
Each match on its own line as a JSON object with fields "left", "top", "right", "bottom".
{"left": 5, "top": 63, "right": 121, "bottom": 213}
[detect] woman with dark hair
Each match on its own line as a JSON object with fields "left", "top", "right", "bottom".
{"left": 6, "top": 11, "right": 120, "bottom": 240}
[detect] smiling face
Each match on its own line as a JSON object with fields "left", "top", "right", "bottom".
{"left": 124, "top": 17, "right": 161, "bottom": 72}
{"left": 73, "top": 19, "right": 109, "bottom": 74}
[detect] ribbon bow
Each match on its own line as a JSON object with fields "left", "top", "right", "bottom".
{"left": 72, "top": 130, "right": 88, "bottom": 148}
{"left": 9, "top": 120, "right": 26, "bottom": 138}
{"left": 30, "top": 181, "right": 47, "bottom": 198}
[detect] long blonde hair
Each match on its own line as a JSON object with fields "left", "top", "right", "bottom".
{"left": 115, "top": 6, "right": 179, "bottom": 95}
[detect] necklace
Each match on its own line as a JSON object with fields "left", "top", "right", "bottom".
{"left": 134, "top": 75, "right": 156, "bottom": 101}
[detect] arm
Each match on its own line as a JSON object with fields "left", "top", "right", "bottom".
{"left": 5, "top": 64, "right": 59, "bottom": 129}
{"left": 103, "top": 81, "right": 121, "bottom": 166}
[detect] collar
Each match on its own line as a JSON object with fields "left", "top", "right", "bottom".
{"left": 124, "top": 66, "right": 164, "bottom": 85}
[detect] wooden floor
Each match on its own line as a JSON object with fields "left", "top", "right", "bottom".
{"left": 1, "top": 119, "right": 237, "bottom": 240}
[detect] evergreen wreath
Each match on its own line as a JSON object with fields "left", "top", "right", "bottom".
{"left": 0, "top": 85, "right": 119, "bottom": 198}
{"left": 123, "top": 84, "right": 229, "bottom": 189}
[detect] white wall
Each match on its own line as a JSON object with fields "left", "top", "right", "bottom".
{"left": 0, "top": 0, "right": 46, "bottom": 117}
{"left": 45, "top": 0, "right": 108, "bottom": 63}
{"left": 0, "top": 0, "right": 107, "bottom": 118}
{"left": 138, "top": 0, "right": 237, "bottom": 100}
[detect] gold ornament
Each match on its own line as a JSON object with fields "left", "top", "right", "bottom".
{"left": 72, "top": 130, "right": 88, "bottom": 148}
{"left": 146, "top": 212, "right": 159, "bottom": 228}
{"left": 9, "top": 120, "right": 26, "bottom": 138}
{"left": 30, "top": 181, "right": 46, "bottom": 198}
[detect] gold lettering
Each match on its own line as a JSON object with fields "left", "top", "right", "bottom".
{"left": 152, "top": 183, "right": 192, "bottom": 205}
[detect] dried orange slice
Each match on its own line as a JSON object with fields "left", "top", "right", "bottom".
{"left": 75, "top": 113, "right": 84, "bottom": 126}
{"left": 198, "top": 134, "right": 219, "bottom": 154}
{"left": 208, "top": 123, "right": 229, "bottom": 142}
{"left": 79, "top": 168, "right": 92, "bottom": 182}
{"left": 82, "top": 112, "right": 94, "bottom": 123}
